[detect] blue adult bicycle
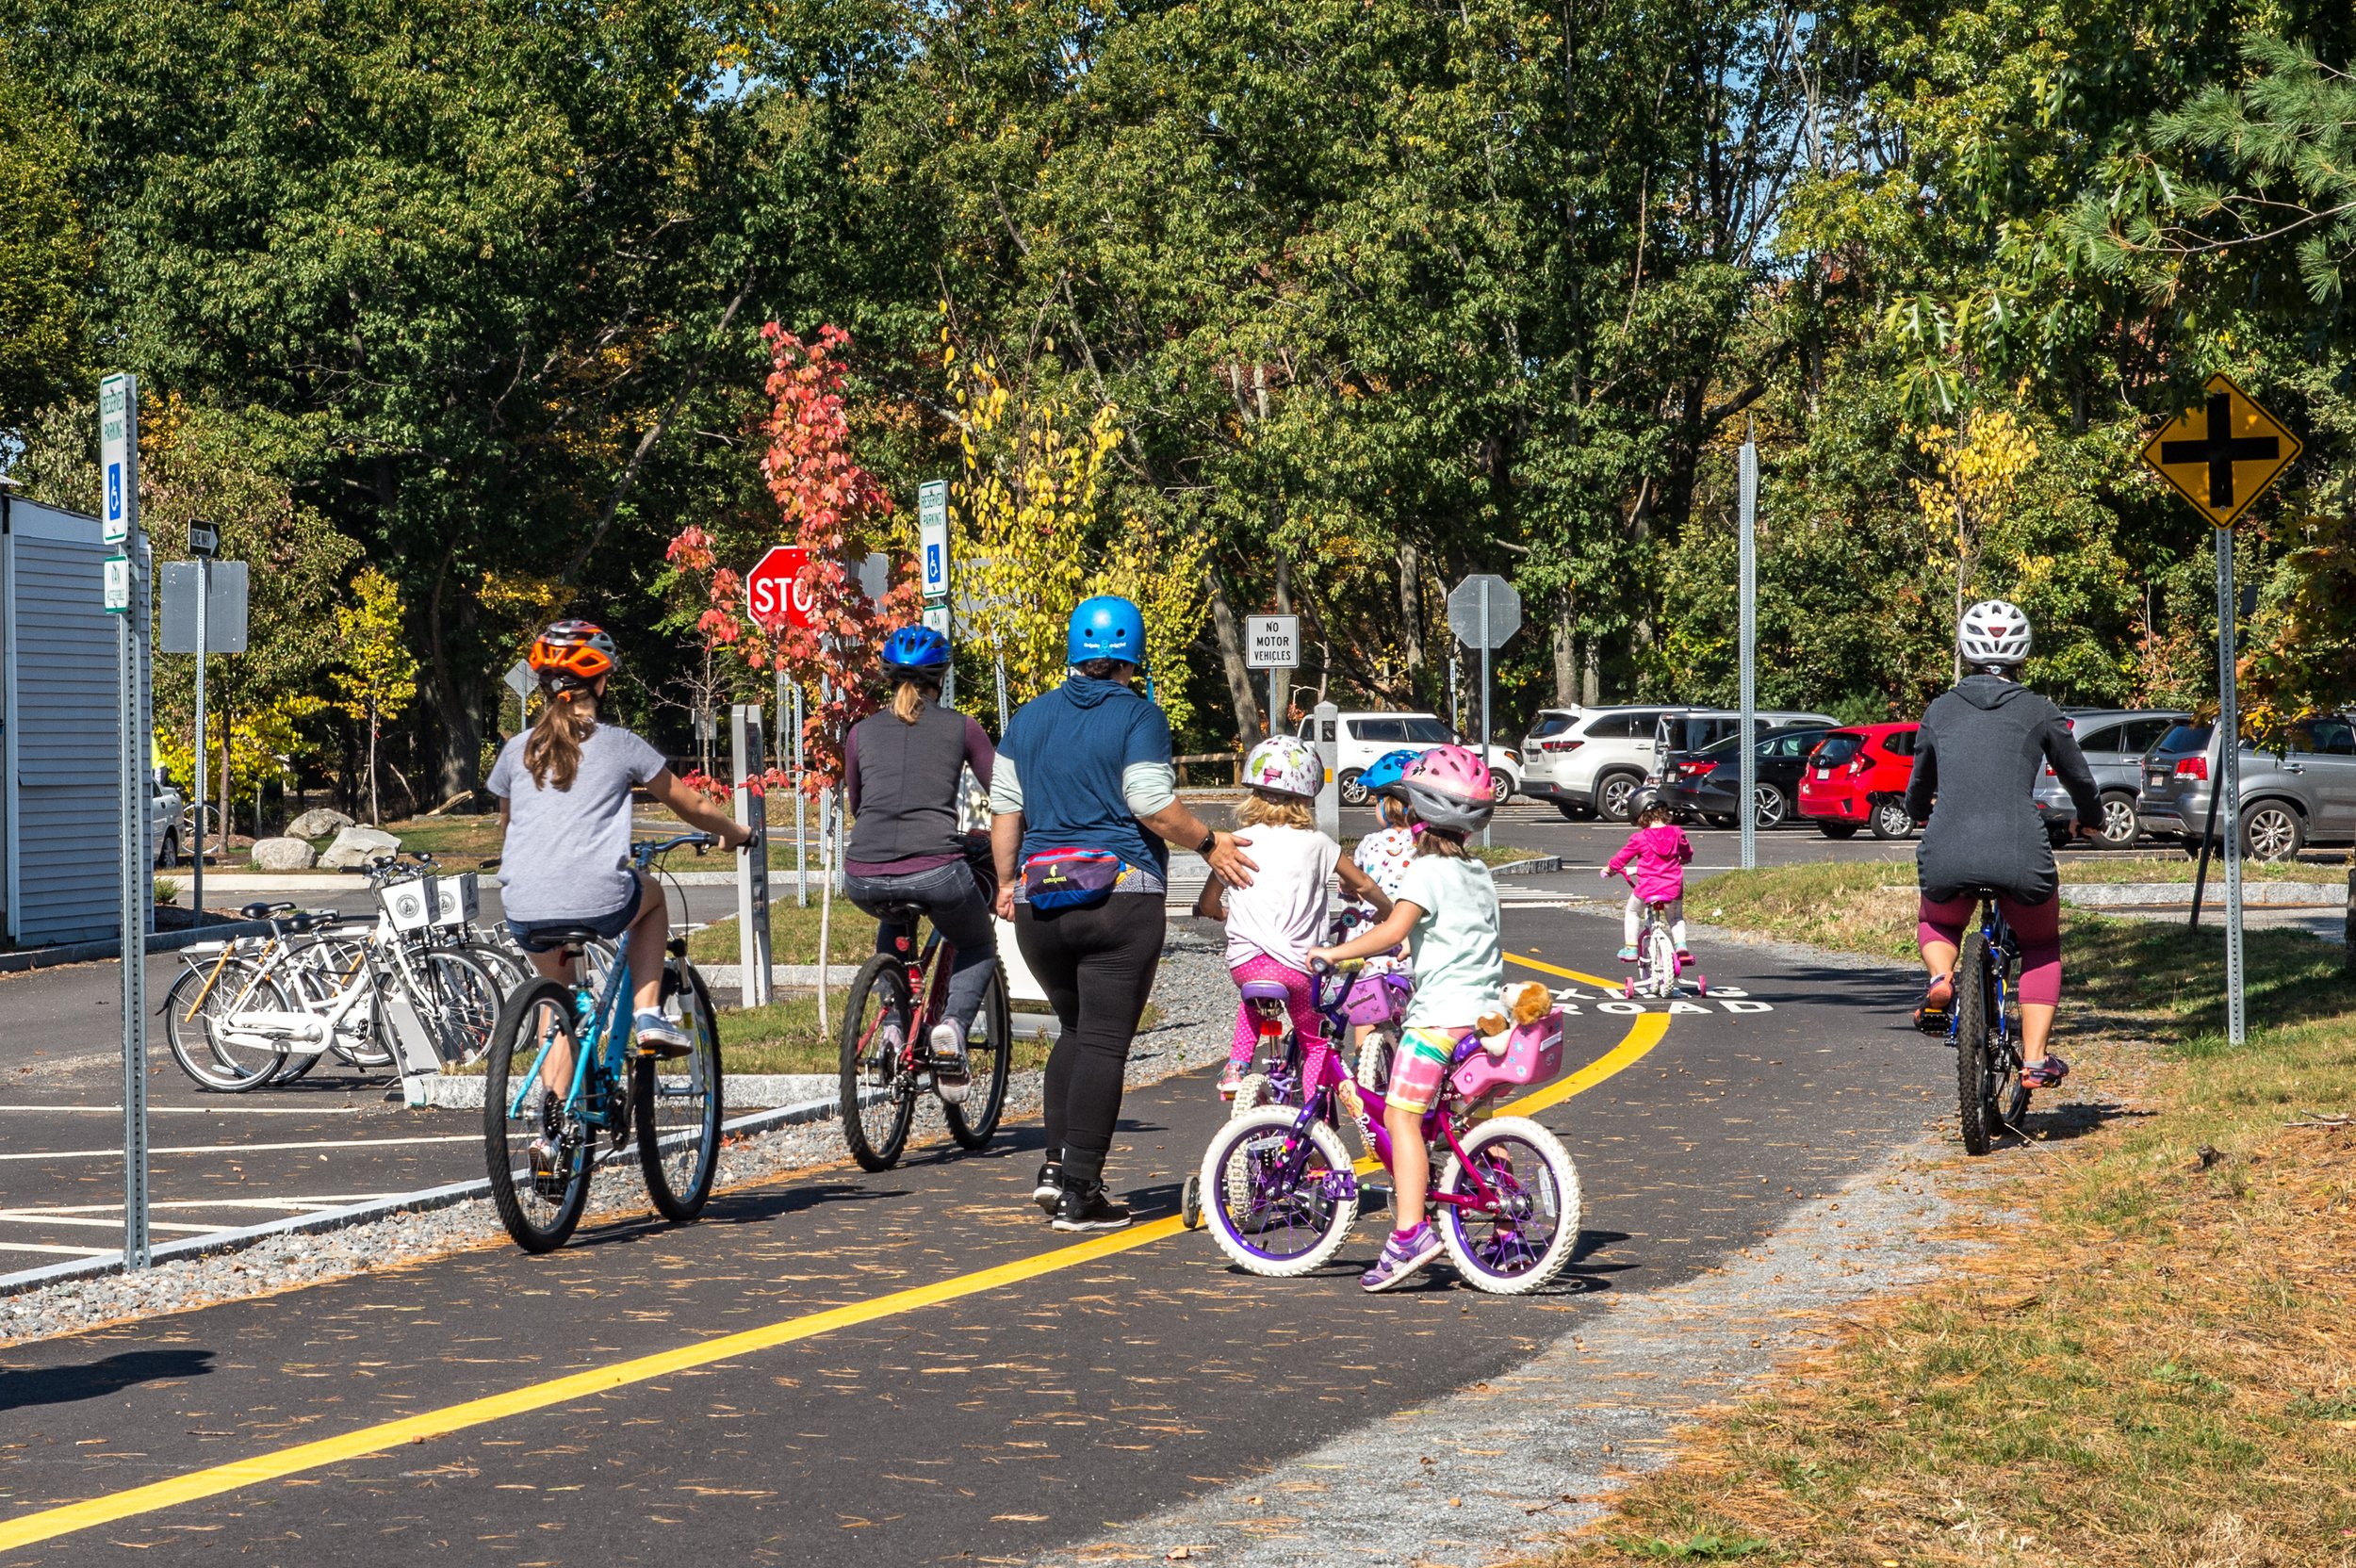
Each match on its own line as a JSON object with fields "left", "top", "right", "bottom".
{"left": 483, "top": 833, "right": 724, "bottom": 1252}
{"left": 1950, "top": 887, "right": 2029, "bottom": 1156}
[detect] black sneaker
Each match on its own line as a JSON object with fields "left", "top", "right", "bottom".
{"left": 1032, "top": 1161, "right": 1063, "bottom": 1214}
{"left": 1052, "top": 1184, "right": 1132, "bottom": 1233}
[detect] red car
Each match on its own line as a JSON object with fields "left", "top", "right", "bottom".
{"left": 1796, "top": 723, "right": 1922, "bottom": 840}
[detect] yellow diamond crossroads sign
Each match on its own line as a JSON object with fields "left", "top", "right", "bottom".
{"left": 2139, "top": 372, "right": 2301, "bottom": 529}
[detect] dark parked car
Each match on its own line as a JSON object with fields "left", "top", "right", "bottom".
{"left": 1658, "top": 725, "right": 1834, "bottom": 829}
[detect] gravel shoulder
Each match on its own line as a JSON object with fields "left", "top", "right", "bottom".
{"left": 0, "top": 923, "right": 1234, "bottom": 1348}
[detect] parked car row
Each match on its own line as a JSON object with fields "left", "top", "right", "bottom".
{"left": 1323, "top": 699, "right": 2355, "bottom": 860}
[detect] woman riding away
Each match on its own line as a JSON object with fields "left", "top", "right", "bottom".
{"left": 489, "top": 622, "right": 752, "bottom": 1166}
{"left": 1309, "top": 744, "right": 1505, "bottom": 1292}
{"left": 1604, "top": 801, "right": 1693, "bottom": 963}
{"left": 990, "top": 596, "right": 1259, "bottom": 1233}
{"left": 1906, "top": 600, "right": 2099, "bottom": 1090}
{"left": 843, "top": 625, "right": 999, "bottom": 1102}
{"left": 1196, "top": 735, "right": 1395, "bottom": 1101}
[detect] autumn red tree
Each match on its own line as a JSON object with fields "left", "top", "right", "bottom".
{"left": 663, "top": 324, "right": 921, "bottom": 783}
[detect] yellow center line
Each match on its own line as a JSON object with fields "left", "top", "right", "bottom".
{"left": 1506, "top": 950, "right": 1617, "bottom": 990}
{"left": 0, "top": 1009, "right": 1668, "bottom": 1553}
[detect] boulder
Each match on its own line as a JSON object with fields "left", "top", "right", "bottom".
{"left": 317, "top": 825, "right": 401, "bottom": 870}
{"left": 286, "top": 807, "right": 355, "bottom": 839}
{"left": 250, "top": 836, "right": 318, "bottom": 873}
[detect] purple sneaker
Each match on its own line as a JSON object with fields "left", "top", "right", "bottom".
{"left": 1361, "top": 1223, "right": 1444, "bottom": 1292}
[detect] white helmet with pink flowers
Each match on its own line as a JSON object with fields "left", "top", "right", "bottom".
{"left": 1242, "top": 734, "right": 1321, "bottom": 799}
{"left": 1397, "top": 743, "right": 1495, "bottom": 835}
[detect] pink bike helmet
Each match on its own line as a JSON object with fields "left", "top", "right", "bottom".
{"left": 1397, "top": 743, "right": 1495, "bottom": 835}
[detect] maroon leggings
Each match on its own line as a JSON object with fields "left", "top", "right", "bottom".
{"left": 1918, "top": 892, "right": 2061, "bottom": 1006}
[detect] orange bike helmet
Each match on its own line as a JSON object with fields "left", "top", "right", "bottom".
{"left": 527, "top": 620, "right": 618, "bottom": 692}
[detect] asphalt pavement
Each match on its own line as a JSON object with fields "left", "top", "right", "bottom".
{"left": 0, "top": 903, "right": 1949, "bottom": 1565}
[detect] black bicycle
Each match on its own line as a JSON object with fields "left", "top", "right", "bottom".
{"left": 837, "top": 844, "right": 1012, "bottom": 1171}
{"left": 1949, "top": 887, "right": 2029, "bottom": 1155}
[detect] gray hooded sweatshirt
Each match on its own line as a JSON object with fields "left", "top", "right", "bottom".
{"left": 1903, "top": 675, "right": 2101, "bottom": 904}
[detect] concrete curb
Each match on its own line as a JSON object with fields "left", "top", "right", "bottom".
{"left": 2062, "top": 879, "right": 2340, "bottom": 908}
{"left": 0, "top": 1093, "right": 843, "bottom": 1297}
{"left": 0, "top": 917, "right": 277, "bottom": 975}
{"left": 408, "top": 1072, "right": 837, "bottom": 1111}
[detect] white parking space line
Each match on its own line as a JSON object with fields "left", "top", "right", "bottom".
{"left": 0, "top": 1242, "right": 117, "bottom": 1258}
{"left": 0, "top": 1212, "right": 220, "bottom": 1234}
{"left": 0, "top": 1104, "right": 367, "bottom": 1116}
{"left": 0, "top": 1135, "right": 479, "bottom": 1161}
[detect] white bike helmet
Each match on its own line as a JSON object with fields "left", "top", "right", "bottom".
{"left": 1242, "top": 734, "right": 1321, "bottom": 800}
{"left": 1958, "top": 599, "right": 2033, "bottom": 668}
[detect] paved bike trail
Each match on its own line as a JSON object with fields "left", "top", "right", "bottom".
{"left": 0, "top": 911, "right": 1943, "bottom": 1565}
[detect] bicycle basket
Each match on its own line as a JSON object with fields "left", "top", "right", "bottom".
{"left": 1340, "top": 972, "right": 1411, "bottom": 1028}
{"left": 379, "top": 872, "right": 480, "bottom": 932}
{"left": 1448, "top": 1013, "right": 1564, "bottom": 1102}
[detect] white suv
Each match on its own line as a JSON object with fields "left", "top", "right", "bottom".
{"left": 1299, "top": 711, "right": 1522, "bottom": 804}
{"left": 1520, "top": 705, "right": 1834, "bottom": 822}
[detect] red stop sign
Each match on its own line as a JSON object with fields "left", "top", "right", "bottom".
{"left": 745, "top": 545, "right": 815, "bottom": 629}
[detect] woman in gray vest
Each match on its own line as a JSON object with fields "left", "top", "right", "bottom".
{"left": 842, "top": 625, "right": 998, "bottom": 1102}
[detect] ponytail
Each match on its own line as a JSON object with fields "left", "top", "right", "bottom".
{"left": 524, "top": 688, "right": 598, "bottom": 791}
{"left": 891, "top": 674, "right": 941, "bottom": 725}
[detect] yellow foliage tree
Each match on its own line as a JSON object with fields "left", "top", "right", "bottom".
{"left": 332, "top": 567, "right": 420, "bottom": 824}
{"left": 1910, "top": 407, "right": 2039, "bottom": 681}
{"left": 948, "top": 332, "right": 1208, "bottom": 730}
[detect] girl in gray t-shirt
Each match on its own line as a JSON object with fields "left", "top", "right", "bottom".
{"left": 490, "top": 623, "right": 748, "bottom": 1093}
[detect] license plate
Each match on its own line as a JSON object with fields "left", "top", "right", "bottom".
{"left": 1815, "top": 768, "right": 1830, "bottom": 780}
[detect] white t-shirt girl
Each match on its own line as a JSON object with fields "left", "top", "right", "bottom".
{"left": 1221, "top": 824, "right": 1343, "bottom": 972}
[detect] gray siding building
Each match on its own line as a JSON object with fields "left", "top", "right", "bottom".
{"left": 4, "top": 495, "right": 129, "bottom": 945}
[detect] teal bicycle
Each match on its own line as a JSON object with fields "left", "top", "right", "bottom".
{"left": 483, "top": 834, "right": 724, "bottom": 1252}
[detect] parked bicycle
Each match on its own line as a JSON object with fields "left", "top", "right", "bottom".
{"left": 838, "top": 845, "right": 1012, "bottom": 1171}
{"left": 481, "top": 833, "right": 725, "bottom": 1253}
{"left": 1948, "top": 887, "right": 2029, "bottom": 1155}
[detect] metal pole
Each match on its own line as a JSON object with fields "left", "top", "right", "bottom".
{"left": 793, "top": 682, "right": 808, "bottom": 907}
{"left": 1479, "top": 579, "right": 1493, "bottom": 849}
{"left": 191, "top": 558, "right": 207, "bottom": 920}
{"left": 1738, "top": 425, "right": 1759, "bottom": 871}
{"left": 993, "top": 653, "right": 1008, "bottom": 739}
{"left": 107, "top": 378, "right": 151, "bottom": 1270}
{"left": 2216, "top": 528, "right": 2246, "bottom": 1046}
{"left": 1268, "top": 667, "right": 1280, "bottom": 740}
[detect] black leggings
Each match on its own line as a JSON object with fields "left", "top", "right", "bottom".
{"left": 1016, "top": 892, "right": 1166, "bottom": 1188}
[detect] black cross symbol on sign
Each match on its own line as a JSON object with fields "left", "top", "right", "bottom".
{"left": 2160, "top": 392, "right": 2281, "bottom": 508}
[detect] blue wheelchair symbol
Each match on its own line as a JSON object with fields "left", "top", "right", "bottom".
{"left": 926, "top": 543, "right": 943, "bottom": 585}
{"left": 106, "top": 464, "right": 123, "bottom": 520}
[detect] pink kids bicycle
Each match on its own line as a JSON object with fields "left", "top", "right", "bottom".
{"left": 1193, "top": 962, "right": 1584, "bottom": 1295}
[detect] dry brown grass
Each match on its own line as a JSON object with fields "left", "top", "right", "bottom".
{"left": 1539, "top": 877, "right": 2356, "bottom": 1567}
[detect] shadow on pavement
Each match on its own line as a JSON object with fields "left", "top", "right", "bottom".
{"left": 0, "top": 1348, "right": 216, "bottom": 1412}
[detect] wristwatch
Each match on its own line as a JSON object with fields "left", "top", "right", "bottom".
{"left": 1197, "top": 827, "right": 1219, "bottom": 856}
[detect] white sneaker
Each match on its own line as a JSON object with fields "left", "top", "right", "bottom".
{"left": 929, "top": 1021, "right": 971, "bottom": 1103}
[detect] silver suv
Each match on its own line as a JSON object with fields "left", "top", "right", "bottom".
{"left": 2033, "top": 709, "right": 2189, "bottom": 847}
{"left": 1520, "top": 705, "right": 1834, "bottom": 822}
{"left": 2137, "top": 715, "right": 2356, "bottom": 860}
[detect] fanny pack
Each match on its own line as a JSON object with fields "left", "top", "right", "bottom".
{"left": 1022, "top": 847, "right": 1127, "bottom": 910}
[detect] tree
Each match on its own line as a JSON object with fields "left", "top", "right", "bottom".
{"left": 0, "top": 46, "right": 84, "bottom": 438}
{"left": 334, "top": 568, "right": 420, "bottom": 825}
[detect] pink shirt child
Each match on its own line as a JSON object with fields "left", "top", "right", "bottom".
{"left": 1607, "top": 823, "right": 1693, "bottom": 904}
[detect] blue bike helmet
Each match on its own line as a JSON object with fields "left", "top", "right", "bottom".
{"left": 1356, "top": 747, "right": 1424, "bottom": 798}
{"left": 1068, "top": 595, "right": 1147, "bottom": 669}
{"left": 881, "top": 625, "right": 951, "bottom": 671}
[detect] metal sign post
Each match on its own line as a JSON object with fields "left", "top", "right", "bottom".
{"left": 792, "top": 683, "right": 809, "bottom": 907}
{"left": 1738, "top": 426, "right": 1759, "bottom": 871}
{"left": 1245, "top": 613, "right": 1300, "bottom": 737}
{"left": 100, "top": 372, "right": 152, "bottom": 1270}
{"left": 2216, "top": 531, "right": 2246, "bottom": 1046}
{"left": 1446, "top": 574, "right": 1523, "bottom": 848}
{"left": 502, "top": 660, "right": 535, "bottom": 733}
{"left": 731, "top": 705, "right": 774, "bottom": 1008}
{"left": 2139, "top": 373, "right": 2299, "bottom": 1050}
{"left": 1311, "top": 700, "right": 1341, "bottom": 841}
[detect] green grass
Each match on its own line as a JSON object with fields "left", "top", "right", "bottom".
{"left": 1546, "top": 864, "right": 2356, "bottom": 1568}
{"left": 717, "top": 994, "right": 1062, "bottom": 1075}
{"left": 688, "top": 902, "right": 881, "bottom": 967}
{"left": 2057, "top": 851, "right": 2348, "bottom": 886}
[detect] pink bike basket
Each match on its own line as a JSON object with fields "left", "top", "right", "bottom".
{"left": 1341, "top": 972, "right": 1411, "bottom": 1027}
{"left": 1448, "top": 1013, "right": 1565, "bottom": 1102}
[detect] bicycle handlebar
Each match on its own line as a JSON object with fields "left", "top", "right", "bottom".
{"left": 632, "top": 832, "right": 715, "bottom": 866}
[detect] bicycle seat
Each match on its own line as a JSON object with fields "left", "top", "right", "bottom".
{"left": 872, "top": 902, "right": 928, "bottom": 928}
{"left": 525, "top": 924, "right": 606, "bottom": 948}
{"left": 1238, "top": 979, "right": 1294, "bottom": 1005}
{"left": 239, "top": 901, "right": 297, "bottom": 921}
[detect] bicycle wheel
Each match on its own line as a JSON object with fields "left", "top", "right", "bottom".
{"left": 483, "top": 978, "right": 592, "bottom": 1252}
{"left": 945, "top": 967, "right": 1011, "bottom": 1151}
{"left": 1435, "top": 1116, "right": 1583, "bottom": 1295}
{"left": 1647, "top": 926, "right": 1677, "bottom": 998}
{"left": 1199, "top": 1108, "right": 1358, "bottom": 1278}
{"left": 1955, "top": 936, "right": 1997, "bottom": 1156}
{"left": 466, "top": 939, "right": 532, "bottom": 997}
{"left": 840, "top": 956, "right": 917, "bottom": 1172}
{"left": 416, "top": 949, "right": 503, "bottom": 1070}
{"left": 162, "top": 956, "right": 290, "bottom": 1091}
{"left": 636, "top": 961, "right": 724, "bottom": 1222}
{"left": 1230, "top": 1072, "right": 1278, "bottom": 1118}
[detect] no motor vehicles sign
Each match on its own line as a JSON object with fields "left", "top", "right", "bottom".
{"left": 1246, "top": 614, "right": 1299, "bottom": 670}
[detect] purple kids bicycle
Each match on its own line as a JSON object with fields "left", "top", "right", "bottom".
{"left": 1193, "top": 961, "right": 1584, "bottom": 1295}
